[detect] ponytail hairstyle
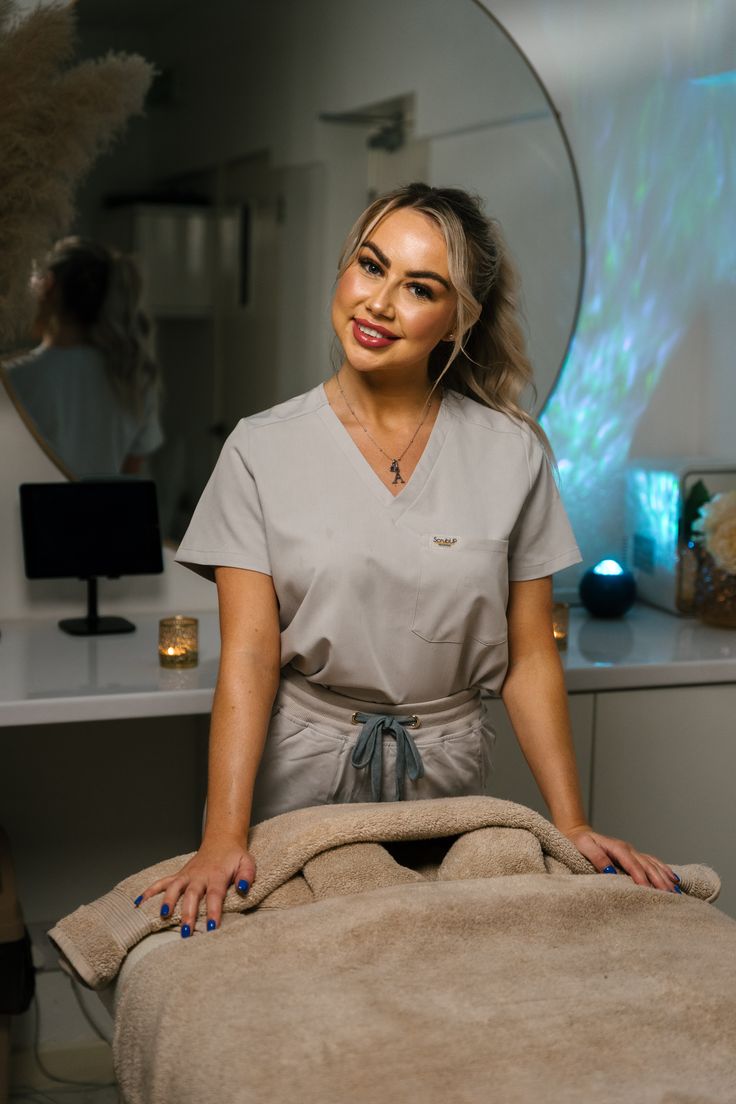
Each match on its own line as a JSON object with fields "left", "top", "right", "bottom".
{"left": 41, "top": 236, "right": 161, "bottom": 419}
{"left": 335, "top": 182, "right": 555, "bottom": 464}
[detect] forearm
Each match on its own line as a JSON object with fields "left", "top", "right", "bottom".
{"left": 203, "top": 652, "right": 281, "bottom": 844}
{"left": 500, "top": 641, "right": 587, "bottom": 831}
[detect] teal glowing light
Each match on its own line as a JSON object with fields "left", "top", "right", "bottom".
{"left": 690, "top": 71, "right": 736, "bottom": 87}
{"left": 593, "top": 559, "right": 624, "bottom": 576}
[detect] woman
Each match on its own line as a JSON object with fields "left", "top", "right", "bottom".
{"left": 4, "top": 236, "right": 163, "bottom": 476}
{"left": 136, "top": 183, "right": 679, "bottom": 937}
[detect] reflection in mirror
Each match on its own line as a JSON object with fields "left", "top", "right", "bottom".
{"left": 3, "top": 237, "right": 163, "bottom": 478}
{"left": 1, "top": 0, "right": 584, "bottom": 544}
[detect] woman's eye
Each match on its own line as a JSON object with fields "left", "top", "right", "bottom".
{"left": 358, "top": 257, "right": 382, "bottom": 276}
{"left": 408, "top": 283, "right": 433, "bottom": 301}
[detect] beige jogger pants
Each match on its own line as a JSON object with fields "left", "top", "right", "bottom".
{"left": 247, "top": 666, "right": 497, "bottom": 826}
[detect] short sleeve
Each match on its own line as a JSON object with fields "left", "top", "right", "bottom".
{"left": 174, "top": 421, "right": 272, "bottom": 583}
{"left": 127, "top": 385, "right": 164, "bottom": 457}
{"left": 507, "top": 429, "right": 583, "bottom": 581}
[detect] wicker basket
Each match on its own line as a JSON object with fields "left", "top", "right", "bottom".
{"left": 693, "top": 544, "right": 736, "bottom": 628}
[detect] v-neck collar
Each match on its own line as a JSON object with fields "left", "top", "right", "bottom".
{"left": 316, "top": 380, "right": 454, "bottom": 516}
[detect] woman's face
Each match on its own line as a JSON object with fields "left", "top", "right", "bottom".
{"left": 331, "top": 207, "right": 457, "bottom": 381}
{"left": 29, "top": 268, "right": 56, "bottom": 337}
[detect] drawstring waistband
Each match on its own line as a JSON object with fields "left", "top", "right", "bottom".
{"left": 350, "top": 712, "right": 425, "bottom": 801}
{"left": 273, "top": 666, "right": 485, "bottom": 804}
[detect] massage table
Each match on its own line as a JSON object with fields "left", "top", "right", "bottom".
{"left": 49, "top": 796, "right": 736, "bottom": 1103}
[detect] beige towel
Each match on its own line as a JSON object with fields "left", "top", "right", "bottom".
{"left": 48, "top": 796, "right": 719, "bottom": 990}
{"left": 106, "top": 798, "right": 733, "bottom": 1104}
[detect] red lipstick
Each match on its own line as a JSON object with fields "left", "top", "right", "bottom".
{"left": 352, "top": 317, "right": 399, "bottom": 348}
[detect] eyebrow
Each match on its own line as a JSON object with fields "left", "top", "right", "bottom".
{"left": 361, "top": 240, "right": 451, "bottom": 291}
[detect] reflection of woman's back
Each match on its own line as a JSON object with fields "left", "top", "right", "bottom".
{"left": 6, "top": 237, "right": 163, "bottom": 476}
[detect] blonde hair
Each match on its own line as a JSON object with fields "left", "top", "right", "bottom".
{"left": 41, "top": 236, "right": 161, "bottom": 419}
{"left": 335, "top": 182, "right": 555, "bottom": 462}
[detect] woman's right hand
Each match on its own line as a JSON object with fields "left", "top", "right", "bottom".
{"left": 133, "top": 836, "right": 256, "bottom": 937}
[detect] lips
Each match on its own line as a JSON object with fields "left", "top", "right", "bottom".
{"left": 352, "top": 317, "right": 399, "bottom": 348}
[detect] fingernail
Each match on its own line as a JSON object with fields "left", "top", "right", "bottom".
{"left": 133, "top": 894, "right": 143, "bottom": 907}
{"left": 237, "top": 879, "right": 250, "bottom": 894}
{"left": 160, "top": 903, "right": 170, "bottom": 917}
{"left": 181, "top": 924, "right": 191, "bottom": 938}
{"left": 602, "top": 865, "right": 617, "bottom": 874}
{"left": 673, "top": 886, "right": 682, "bottom": 895}
{"left": 207, "top": 918, "right": 217, "bottom": 932}
{"left": 673, "top": 872, "right": 680, "bottom": 883}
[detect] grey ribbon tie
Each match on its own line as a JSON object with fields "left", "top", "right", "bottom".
{"left": 350, "top": 712, "right": 425, "bottom": 801}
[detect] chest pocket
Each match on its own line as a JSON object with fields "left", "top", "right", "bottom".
{"left": 410, "top": 534, "right": 509, "bottom": 646}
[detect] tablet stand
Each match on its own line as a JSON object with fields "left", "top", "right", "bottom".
{"left": 58, "top": 577, "right": 136, "bottom": 636}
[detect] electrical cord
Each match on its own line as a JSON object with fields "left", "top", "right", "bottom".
{"left": 68, "top": 973, "right": 114, "bottom": 1047}
{"left": 11, "top": 1087, "right": 119, "bottom": 1103}
{"left": 12, "top": 973, "right": 118, "bottom": 1095}
{"left": 10, "top": 1086, "right": 65, "bottom": 1103}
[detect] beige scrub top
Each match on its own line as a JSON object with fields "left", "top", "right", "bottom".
{"left": 5, "top": 345, "right": 163, "bottom": 475}
{"left": 175, "top": 382, "right": 583, "bottom": 705}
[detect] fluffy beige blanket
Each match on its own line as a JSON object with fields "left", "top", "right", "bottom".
{"left": 49, "top": 797, "right": 734, "bottom": 1103}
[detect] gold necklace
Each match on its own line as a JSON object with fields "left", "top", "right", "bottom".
{"left": 334, "top": 370, "right": 443, "bottom": 485}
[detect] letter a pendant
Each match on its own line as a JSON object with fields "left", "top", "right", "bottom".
{"left": 390, "top": 459, "right": 405, "bottom": 485}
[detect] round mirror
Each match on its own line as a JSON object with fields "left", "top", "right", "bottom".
{"left": 1, "top": 0, "right": 584, "bottom": 545}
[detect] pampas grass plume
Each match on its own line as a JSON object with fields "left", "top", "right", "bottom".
{"left": 0, "top": 0, "right": 156, "bottom": 346}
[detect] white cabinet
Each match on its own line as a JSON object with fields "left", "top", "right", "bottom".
{"left": 484, "top": 692, "right": 594, "bottom": 820}
{"left": 100, "top": 204, "right": 239, "bottom": 318}
{"left": 591, "top": 684, "right": 736, "bottom": 919}
{"left": 485, "top": 683, "right": 736, "bottom": 921}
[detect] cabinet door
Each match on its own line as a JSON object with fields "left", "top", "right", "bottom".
{"left": 135, "top": 209, "right": 217, "bottom": 316}
{"left": 591, "top": 685, "right": 736, "bottom": 920}
{"left": 483, "top": 693, "right": 594, "bottom": 820}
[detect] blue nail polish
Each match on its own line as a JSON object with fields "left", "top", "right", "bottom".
{"left": 673, "top": 872, "right": 681, "bottom": 883}
{"left": 160, "top": 903, "right": 170, "bottom": 917}
{"left": 133, "top": 894, "right": 143, "bottom": 907}
{"left": 181, "top": 924, "right": 191, "bottom": 938}
{"left": 602, "top": 865, "right": 617, "bottom": 874}
{"left": 237, "top": 879, "right": 250, "bottom": 894}
{"left": 207, "top": 918, "right": 217, "bottom": 932}
{"left": 673, "top": 886, "right": 682, "bottom": 895}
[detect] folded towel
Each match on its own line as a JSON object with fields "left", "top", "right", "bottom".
{"left": 47, "top": 796, "right": 720, "bottom": 990}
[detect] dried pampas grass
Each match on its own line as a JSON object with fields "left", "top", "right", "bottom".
{"left": 0, "top": 0, "right": 155, "bottom": 346}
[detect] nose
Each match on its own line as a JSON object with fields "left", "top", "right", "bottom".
{"left": 364, "top": 278, "right": 395, "bottom": 318}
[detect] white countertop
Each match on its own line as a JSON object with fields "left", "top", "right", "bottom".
{"left": 1, "top": 603, "right": 735, "bottom": 726}
{"left": 561, "top": 603, "right": 736, "bottom": 692}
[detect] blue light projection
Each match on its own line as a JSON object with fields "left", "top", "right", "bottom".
{"left": 540, "top": 64, "right": 736, "bottom": 577}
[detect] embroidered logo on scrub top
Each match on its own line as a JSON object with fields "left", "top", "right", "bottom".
{"left": 432, "top": 536, "right": 458, "bottom": 547}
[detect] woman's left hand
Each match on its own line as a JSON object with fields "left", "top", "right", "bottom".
{"left": 560, "top": 824, "right": 681, "bottom": 893}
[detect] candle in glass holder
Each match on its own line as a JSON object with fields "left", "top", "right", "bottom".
{"left": 159, "top": 616, "right": 199, "bottom": 668}
{"left": 552, "top": 602, "right": 569, "bottom": 649}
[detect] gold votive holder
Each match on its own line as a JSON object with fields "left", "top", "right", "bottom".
{"left": 552, "top": 601, "right": 569, "bottom": 649}
{"left": 158, "top": 616, "right": 199, "bottom": 668}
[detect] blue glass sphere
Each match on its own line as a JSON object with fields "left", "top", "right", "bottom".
{"left": 578, "top": 559, "right": 637, "bottom": 618}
